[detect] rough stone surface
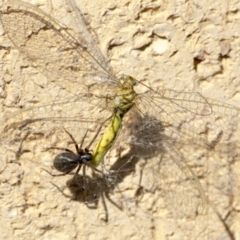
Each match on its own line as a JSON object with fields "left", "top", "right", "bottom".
{"left": 0, "top": 0, "right": 240, "bottom": 239}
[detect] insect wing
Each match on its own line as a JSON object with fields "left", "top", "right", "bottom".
{"left": 0, "top": 0, "right": 118, "bottom": 92}
{"left": 130, "top": 87, "right": 240, "bottom": 214}
{"left": 136, "top": 88, "right": 240, "bottom": 150}
{"left": 0, "top": 1, "right": 118, "bottom": 150}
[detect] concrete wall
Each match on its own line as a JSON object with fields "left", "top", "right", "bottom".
{"left": 0, "top": 0, "right": 240, "bottom": 239}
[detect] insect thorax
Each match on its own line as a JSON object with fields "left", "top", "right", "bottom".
{"left": 114, "top": 75, "right": 137, "bottom": 114}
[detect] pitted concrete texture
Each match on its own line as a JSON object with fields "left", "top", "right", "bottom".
{"left": 0, "top": 0, "right": 240, "bottom": 239}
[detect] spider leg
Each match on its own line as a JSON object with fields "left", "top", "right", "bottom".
{"left": 41, "top": 167, "right": 72, "bottom": 176}
{"left": 75, "top": 163, "right": 82, "bottom": 176}
{"left": 45, "top": 146, "right": 75, "bottom": 153}
{"left": 105, "top": 192, "right": 122, "bottom": 211}
{"left": 101, "top": 193, "right": 109, "bottom": 222}
{"left": 86, "top": 125, "right": 102, "bottom": 150}
{"left": 62, "top": 127, "right": 81, "bottom": 154}
{"left": 83, "top": 160, "right": 103, "bottom": 174}
{"left": 79, "top": 129, "right": 89, "bottom": 150}
{"left": 86, "top": 116, "right": 112, "bottom": 151}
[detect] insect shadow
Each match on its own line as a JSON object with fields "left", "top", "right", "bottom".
{"left": 45, "top": 113, "right": 169, "bottom": 222}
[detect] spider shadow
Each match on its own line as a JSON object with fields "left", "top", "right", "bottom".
{"left": 50, "top": 113, "right": 167, "bottom": 222}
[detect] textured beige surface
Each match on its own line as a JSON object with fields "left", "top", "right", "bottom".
{"left": 0, "top": 0, "right": 240, "bottom": 239}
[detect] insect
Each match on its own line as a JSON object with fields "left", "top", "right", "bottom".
{"left": 0, "top": 0, "right": 240, "bottom": 218}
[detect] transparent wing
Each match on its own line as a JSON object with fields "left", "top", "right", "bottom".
{"left": 122, "top": 114, "right": 204, "bottom": 216}
{"left": 0, "top": 0, "right": 118, "bottom": 96}
{"left": 137, "top": 89, "right": 240, "bottom": 149}
{"left": 129, "top": 88, "right": 240, "bottom": 214}
{"left": 66, "top": 0, "right": 116, "bottom": 80}
{"left": 159, "top": 140, "right": 205, "bottom": 217}
{"left": 0, "top": 2, "right": 124, "bottom": 209}
{"left": 2, "top": 0, "right": 238, "bottom": 218}
{"left": 0, "top": 95, "right": 113, "bottom": 146}
{"left": 0, "top": 0, "right": 118, "bottom": 151}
